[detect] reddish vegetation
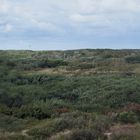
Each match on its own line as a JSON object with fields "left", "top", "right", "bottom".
{"left": 56, "top": 107, "right": 70, "bottom": 114}
{"left": 119, "top": 103, "right": 140, "bottom": 112}
{"left": 106, "top": 103, "right": 140, "bottom": 116}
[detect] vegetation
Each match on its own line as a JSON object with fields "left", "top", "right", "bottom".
{"left": 0, "top": 49, "right": 140, "bottom": 140}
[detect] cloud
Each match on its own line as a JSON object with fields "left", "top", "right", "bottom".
{"left": 1, "top": 0, "right": 140, "bottom": 32}
{"left": 0, "top": 0, "right": 140, "bottom": 49}
{"left": 69, "top": 14, "right": 110, "bottom": 26}
{"left": 0, "top": 0, "right": 10, "bottom": 13}
{"left": 4, "top": 24, "right": 12, "bottom": 32}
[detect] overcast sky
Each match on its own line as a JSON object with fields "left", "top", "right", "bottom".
{"left": 0, "top": 0, "right": 140, "bottom": 50}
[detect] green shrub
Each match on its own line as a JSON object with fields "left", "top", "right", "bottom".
{"left": 14, "top": 102, "right": 53, "bottom": 119}
{"left": 118, "top": 111, "right": 138, "bottom": 123}
{"left": 126, "top": 56, "right": 140, "bottom": 63}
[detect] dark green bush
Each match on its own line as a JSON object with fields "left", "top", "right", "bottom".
{"left": 13, "top": 102, "right": 53, "bottom": 119}
{"left": 126, "top": 55, "right": 140, "bottom": 63}
{"left": 117, "top": 111, "right": 138, "bottom": 123}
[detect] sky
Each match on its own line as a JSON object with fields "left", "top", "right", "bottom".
{"left": 0, "top": 0, "right": 140, "bottom": 50}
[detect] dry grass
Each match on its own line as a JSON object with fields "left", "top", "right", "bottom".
{"left": 107, "top": 124, "right": 140, "bottom": 140}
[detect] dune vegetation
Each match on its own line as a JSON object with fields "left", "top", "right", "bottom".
{"left": 0, "top": 49, "right": 140, "bottom": 140}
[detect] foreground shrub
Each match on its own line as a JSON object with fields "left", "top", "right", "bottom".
{"left": 65, "top": 129, "right": 105, "bottom": 140}
{"left": 0, "top": 135, "right": 32, "bottom": 140}
{"left": 118, "top": 111, "right": 138, "bottom": 123}
{"left": 90, "top": 115, "right": 112, "bottom": 134}
{"left": 13, "top": 102, "right": 53, "bottom": 119}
